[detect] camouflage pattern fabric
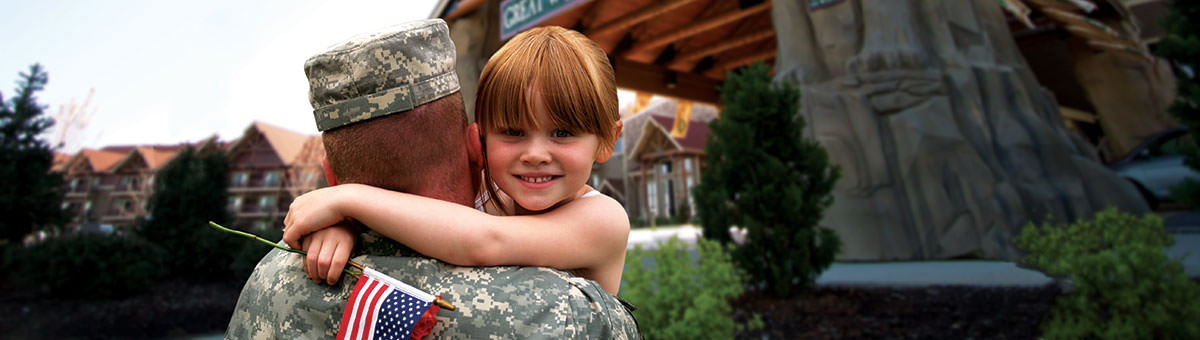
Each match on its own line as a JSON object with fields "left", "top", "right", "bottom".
{"left": 226, "top": 231, "right": 640, "bottom": 339}
{"left": 304, "top": 19, "right": 461, "bottom": 132}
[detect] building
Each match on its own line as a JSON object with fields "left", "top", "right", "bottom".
{"left": 225, "top": 122, "right": 325, "bottom": 231}
{"left": 53, "top": 121, "right": 324, "bottom": 233}
{"left": 617, "top": 98, "right": 719, "bottom": 221}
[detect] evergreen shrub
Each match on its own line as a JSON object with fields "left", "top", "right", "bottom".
{"left": 1015, "top": 207, "right": 1200, "bottom": 339}
{"left": 620, "top": 236, "right": 760, "bottom": 340}
{"left": 15, "top": 233, "right": 163, "bottom": 298}
{"left": 693, "top": 62, "right": 841, "bottom": 296}
{"left": 1157, "top": 0, "right": 1200, "bottom": 206}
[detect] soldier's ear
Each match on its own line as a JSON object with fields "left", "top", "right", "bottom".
{"left": 466, "top": 123, "right": 483, "bottom": 173}
{"left": 322, "top": 157, "right": 339, "bottom": 186}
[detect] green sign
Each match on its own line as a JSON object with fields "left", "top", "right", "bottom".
{"left": 500, "top": 0, "right": 587, "bottom": 40}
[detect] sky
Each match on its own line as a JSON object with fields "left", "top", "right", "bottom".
{"left": 0, "top": 0, "right": 447, "bottom": 152}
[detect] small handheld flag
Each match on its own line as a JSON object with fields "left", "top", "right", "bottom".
{"left": 337, "top": 267, "right": 441, "bottom": 340}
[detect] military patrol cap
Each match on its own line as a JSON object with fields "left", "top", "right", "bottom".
{"left": 305, "top": 19, "right": 460, "bottom": 132}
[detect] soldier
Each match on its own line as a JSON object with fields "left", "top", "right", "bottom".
{"left": 225, "top": 19, "right": 639, "bottom": 339}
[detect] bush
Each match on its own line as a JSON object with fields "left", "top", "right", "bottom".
{"left": 1014, "top": 207, "right": 1200, "bottom": 339}
{"left": 693, "top": 62, "right": 841, "bottom": 296}
{"left": 620, "top": 236, "right": 760, "bottom": 339}
{"left": 14, "top": 233, "right": 163, "bottom": 298}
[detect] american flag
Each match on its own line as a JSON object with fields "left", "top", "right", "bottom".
{"left": 336, "top": 267, "right": 440, "bottom": 340}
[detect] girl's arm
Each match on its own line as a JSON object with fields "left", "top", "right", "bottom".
{"left": 282, "top": 183, "right": 629, "bottom": 272}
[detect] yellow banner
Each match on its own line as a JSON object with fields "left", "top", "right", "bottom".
{"left": 670, "top": 100, "right": 693, "bottom": 138}
{"left": 632, "top": 92, "right": 653, "bottom": 114}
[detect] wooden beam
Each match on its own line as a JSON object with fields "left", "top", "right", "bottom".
{"left": 704, "top": 49, "right": 777, "bottom": 79}
{"left": 625, "top": 1, "right": 773, "bottom": 58}
{"left": 669, "top": 28, "right": 775, "bottom": 71}
{"left": 586, "top": 0, "right": 704, "bottom": 41}
{"left": 444, "top": 0, "right": 489, "bottom": 23}
{"left": 615, "top": 58, "right": 720, "bottom": 105}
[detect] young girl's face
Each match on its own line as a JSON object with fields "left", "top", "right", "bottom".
{"left": 485, "top": 90, "right": 602, "bottom": 213}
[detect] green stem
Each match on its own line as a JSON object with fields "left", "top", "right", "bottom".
{"left": 208, "top": 221, "right": 303, "bottom": 254}
{"left": 208, "top": 221, "right": 361, "bottom": 279}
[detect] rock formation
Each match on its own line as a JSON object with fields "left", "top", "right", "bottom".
{"left": 772, "top": 0, "right": 1149, "bottom": 260}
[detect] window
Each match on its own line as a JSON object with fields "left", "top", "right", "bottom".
{"left": 69, "top": 178, "right": 79, "bottom": 191}
{"left": 92, "top": 177, "right": 101, "bottom": 187}
{"left": 229, "top": 196, "right": 243, "bottom": 213}
{"left": 120, "top": 176, "right": 139, "bottom": 191}
{"left": 112, "top": 198, "right": 128, "bottom": 215}
{"left": 687, "top": 177, "right": 696, "bottom": 217}
{"left": 685, "top": 158, "right": 693, "bottom": 173}
{"left": 259, "top": 196, "right": 275, "bottom": 212}
{"left": 232, "top": 172, "right": 249, "bottom": 187}
{"left": 264, "top": 171, "right": 281, "bottom": 187}
{"left": 647, "top": 181, "right": 658, "bottom": 216}
{"left": 84, "top": 201, "right": 92, "bottom": 213}
{"left": 661, "top": 161, "right": 673, "bottom": 174}
{"left": 666, "top": 180, "right": 675, "bottom": 217}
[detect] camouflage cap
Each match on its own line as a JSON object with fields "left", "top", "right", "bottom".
{"left": 304, "top": 19, "right": 460, "bottom": 132}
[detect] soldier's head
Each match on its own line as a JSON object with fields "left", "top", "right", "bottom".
{"left": 304, "top": 19, "right": 482, "bottom": 207}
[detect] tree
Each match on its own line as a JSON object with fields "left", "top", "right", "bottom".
{"left": 1159, "top": 0, "right": 1200, "bottom": 207}
{"left": 0, "top": 64, "right": 66, "bottom": 244}
{"left": 693, "top": 62, "right": 841, "bottom": 297}
{"left": 137, "top": 146, "right": 234, "bottom": 279}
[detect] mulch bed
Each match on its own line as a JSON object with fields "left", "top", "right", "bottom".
{"left": 734, "top": 285, "right": 1062, "bottom": 339}
{"left": 0, "top": 277, "right": 1062, "bottom": 339}
{"left": 0, "top": 278, "right": 244, "bottom": 339}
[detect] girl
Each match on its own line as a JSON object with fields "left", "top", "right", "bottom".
{"left": 282, "top": 26, "right": 628, "bottom": 295}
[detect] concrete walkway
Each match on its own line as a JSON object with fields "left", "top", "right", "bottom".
{"left": 627, "top": 222, "right": 1200, "bottom": 287}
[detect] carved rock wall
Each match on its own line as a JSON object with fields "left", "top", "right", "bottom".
{"left": 773, "top": 0, "right": 1149, "bottom": 260}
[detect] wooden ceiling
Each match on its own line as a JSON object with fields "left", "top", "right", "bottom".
{"left": 440, "top": 0, "right": 777, "bottom": 104}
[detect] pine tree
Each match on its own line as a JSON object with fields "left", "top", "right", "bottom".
{"left": 1159, "top": 0, "right": 1200, "bottom": 207}
{"left": 0, "top": 64, "right": 66, "bottom": 244}
{"left": 137, "top": 146, "right": 234, "bottom": 279}
{"left": 693, "top": 62, "right": 841, "bottom": 297}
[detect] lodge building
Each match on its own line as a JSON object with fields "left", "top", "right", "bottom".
{"left": 53, "top": 122, "right": 324, "bottom": 233}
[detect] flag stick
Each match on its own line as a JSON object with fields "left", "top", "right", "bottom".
{"left": 208, "top": 221, "right": 363, "bottom": 274}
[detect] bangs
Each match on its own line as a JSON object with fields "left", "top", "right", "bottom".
{"left": 475, "top": 26, "right": 618, "bottom": 138}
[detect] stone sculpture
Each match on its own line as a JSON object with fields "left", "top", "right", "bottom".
{"left": 772, "top": 0, "right": 1149, "bottom": 260}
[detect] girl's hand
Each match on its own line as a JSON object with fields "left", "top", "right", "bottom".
{"left": 282, "top": 186, "right": 353, "bottom": 248}
{"left": 300, "top": 222, "right": 356, "bottom": 285}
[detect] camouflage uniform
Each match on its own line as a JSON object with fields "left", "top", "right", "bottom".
{"left": 225, "top": 19, "right": 639, "bottom": 339}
